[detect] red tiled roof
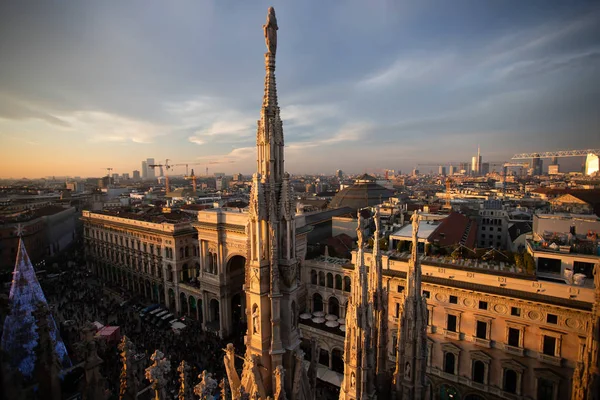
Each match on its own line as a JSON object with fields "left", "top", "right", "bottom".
{"left": 324, "top": 233, "right": 354, "bottom": 258}
{"left": 428, "top": 212, "right": 477, "bottom": 249}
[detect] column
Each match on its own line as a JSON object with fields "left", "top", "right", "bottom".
{"left": 219, "top": 294, "right": 228, "bottom": 338}
{"left": 174, "top": 289, "right": 181, "bottom": 314}
{"left": 202, "top": 291, "right": 209, "bottom": 330}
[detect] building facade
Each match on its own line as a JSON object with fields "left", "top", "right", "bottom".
{"left": 478, "top": 199, "right": 508, "bottom": 249}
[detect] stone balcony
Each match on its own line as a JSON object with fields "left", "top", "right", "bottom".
{"left": 539, "top": 353, "right": 562, "bottom": 367}
{"left": 504, "top": 344, "right": 525, "bottom": 357}
{"left": 472, "top": 336, "right": 491, "bottom": 348}
{"left": 444, "top": 330, "right": 461, "bottom": 340}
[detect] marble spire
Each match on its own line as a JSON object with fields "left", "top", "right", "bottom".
{"left": 227, "top": 7, "right": 310, "bottom": 399}
{"left": 394, "top": 210, "right": 429, "bottom": 400}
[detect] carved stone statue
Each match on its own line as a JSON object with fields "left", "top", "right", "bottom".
{"left": 291, "top": 303, "right": 297, "bottom": 330}
{"left": 411, "top": 210, "right": 420, "bottom": 238}
{"left": 252, "top": 305, "right": 260, "bottom": 334}
{"left": 263, "top": 7, "right": 278, "bottom": 55}
{"left": 356, "top": 213, "right": 365, "bottom": 248}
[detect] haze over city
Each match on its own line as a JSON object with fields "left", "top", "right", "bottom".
{"left": 0, "top": 0, "right": 599, "bottom": 178}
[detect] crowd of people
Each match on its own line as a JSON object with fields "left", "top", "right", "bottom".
{"left": 40, "top": 254, "right": 245, "bottom": 397}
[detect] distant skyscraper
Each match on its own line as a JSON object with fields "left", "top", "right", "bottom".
{"left": 412, "top": 168, "right": 419, "bottom": 176}
{"left": 122, "top": 173, "right": 130, "bottom": 180}
{"left": 146, "top": 158, "right": 155, "bottom": 180}
{"left": 448, "top": 165, "right": 456, "bottom": 175}
{"left": 438, "top": 166, "right": 446, "bottom": 176}
{"left": 481, "top": 162, "right": 489, "bottom": 175}
{"left": 585, "top": 153, "right": 599, "bottom": 176}
{"left": 531, "top": 157, "right": 543, "bottom": 176}
{"left": 133, "top": 170, "right": 141, "bottom": 180}
{"left": 141, "top": 161, "right": 148, "bottom": 180}
{"left": 336, "top": 169, "right": 343, "bottom": 179}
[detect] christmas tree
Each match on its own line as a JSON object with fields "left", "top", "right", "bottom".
{"left": 1, "top": 235, "right": 71, "bottom": 378}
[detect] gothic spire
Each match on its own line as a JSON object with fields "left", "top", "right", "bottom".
{"left": 394, "top": 210, "right": 429, "bottom": 399}
{"left": 0, "top": 238, "right": 71, "bottom": 379}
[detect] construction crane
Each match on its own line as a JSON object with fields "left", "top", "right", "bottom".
{"left": 103, "top": 167, "right": 113, "bottom": 177}
{"left": 149, "top": 159, "right": 173, "bottom": 194}
{"left": 184, "top": 169, "right": 198, "bottom": 193}
{"left": 511, "top": 149, "right": 600, "bottom": 159}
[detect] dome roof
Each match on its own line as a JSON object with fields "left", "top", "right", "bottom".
{"left": 329, "top": 178, "right": 393, "bottom": 210}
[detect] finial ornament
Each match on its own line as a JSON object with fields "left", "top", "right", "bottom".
{"left": 263, "top": 7, "right": 278, "bottom": 55}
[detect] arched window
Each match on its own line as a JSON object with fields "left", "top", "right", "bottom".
{"left": 328, "top": 297, "right": 340, "bottom": 316}
{"left": 167, "top": 265, "right": 173, "bottom": 282}
{"left": 326, "top": 273, "right": 333, "bottom": 288}
{"left": 344, "top": 276, "right": 351, "bottom": 292}
{"left": 318, "top": 271, "right": 325, "bottom": 286}
{"left": 319, "top": 349, "right": 329, "bottom": 366}
{"left": 311, "top": 270, "right": 317, "bottom": 285}
{"left": 331, "top": 348, "right": 344, "bottom": 373}
{"left": 504, "top": 369, "right": 517, "bottom": 394}
{"left": 335, "top": 274, "right": 342, "bottom": 290}
{"left": 444, "top": 353, "right": 456, "bottom": 374}
{"left": 185, "top": 246, "right": 189, "bottom": 257}
{"left": 212, "top": 253, "right": 218, "bottom": 274}
{"left": 472, "top": 360, "right": 485, "bottom": 384}
{"left": 180, "top": 247, "right": 184, "bottom": 259}
{"left": 207, "top": 252, "right": 213, "bottom": 272}
{"left": 313, "top": 293, "right": 323, "bottom": 312}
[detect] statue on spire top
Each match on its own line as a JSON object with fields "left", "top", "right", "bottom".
{"left": 263, "top": 7, "right": 278, "bottom": 55}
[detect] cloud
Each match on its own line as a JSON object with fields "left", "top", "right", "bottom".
{"left": 60, "top": 111, "right": 170, "bottom": 144}
{"left": 287, "top": 123, "right": 367, "bottom": 151}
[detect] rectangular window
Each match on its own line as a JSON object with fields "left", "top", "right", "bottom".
{"left": 543, "top": 336, "right": 556, "bottom": 356}
{"left": 447, "top": 314, "right": 457, "bottom": 332}
{"left": 423, "top": 290, "right": 430, "bottom": 298}
{"left": 397, "top": 285, "right": 404, "bottom": 293}
{"left": 479, "top": 301, "right": 488, "bottom": 310}
{"left": 476, "top": 321, "right": 488, "bottom": 339}
{"left": 546, "top": 314, "right": 558, "bottom": 324}
{"left": 511, "top": 307, "right": 521, "bottom": 317}
{"left": 395, "top": 303, "right": 400, "bottom": 318}
{"left": 508, "top": 327, "right": 520, "bottom": 347}
{"left": 537, "top": 378, "right": 555, "bottom": 399}
{"left": 449, "top": 295, "right": 458, "bottom": 304}
{"left": 482, "top": 227, "right": 486, "bottom": 231}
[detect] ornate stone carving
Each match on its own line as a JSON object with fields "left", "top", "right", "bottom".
{"left": 118, "top": 336, "right": 136, "bottom": 400}
{"left": 223, "top": 343, "right": 241, "bottom": 396}
{"left": 194, "top": 370, "right": 218, "bottom": 399}
{"left": 145, "top": 350, "right": 171, "bottom": 400}
{"left": 177, "top": 361, "right": 192, "bottom": 400}
{"left": 273, "top": 365, "right": 287, "bottom": 400}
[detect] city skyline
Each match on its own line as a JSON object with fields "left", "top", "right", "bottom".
{"left": 1, "top": 1, "right": 599, "bottom": 179}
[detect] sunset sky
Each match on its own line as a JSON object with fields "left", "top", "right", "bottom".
{"left": 0, "top": 1, "right": 599, "bottom": 178}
